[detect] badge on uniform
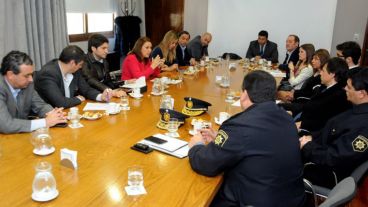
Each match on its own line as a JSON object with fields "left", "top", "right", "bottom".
{"left": 352, "top": 135, "right": 368, "bottom": 152}
{"left": 182, "top": 97, "right": 212, "bottom": 116}
{"left": 156, "top": 109, "right": 189, "bottom": 130}
{"left": 214, "top": 130, "right": 229, "bottom": 147}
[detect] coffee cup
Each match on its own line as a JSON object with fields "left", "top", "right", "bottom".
{"left": 219, "top": 112, "right": 230, "bottom": 123}
{"left": 132, "top": 88, "right": 141, "bottom": 96}
{"left": 193, "top": 122, "right": 203, "bottom": 134}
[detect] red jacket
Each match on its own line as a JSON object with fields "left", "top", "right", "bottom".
{"left": 121, "top": 54, "right": 160, "bottom": 80}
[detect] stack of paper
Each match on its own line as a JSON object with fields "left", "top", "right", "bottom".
{"left": 139, "top": 134, "right": 189, "bottom": 158}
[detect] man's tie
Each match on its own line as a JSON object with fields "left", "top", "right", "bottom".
{"left": 260, "top": 45, "right": 264, "bottom": 56}
{"left": 283, "top": 53, "right": 289, "bottom": 64}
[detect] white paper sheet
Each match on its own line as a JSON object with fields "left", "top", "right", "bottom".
{"left": 83, "top": 103, "right": 110, "bottom": 111}
{"left": 122, "top": 76, "right": 146, "bottom": 88}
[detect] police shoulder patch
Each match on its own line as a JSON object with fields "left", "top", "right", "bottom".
{"left": 352, "top": 135, "right": 368, "bottom": 152}
{"left": 214, "top": 130, "right": 229, "bottom": 147}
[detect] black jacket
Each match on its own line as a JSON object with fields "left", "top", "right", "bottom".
{"left": 82, "top": 52, "right": 116, "bottom": 91}
{"left": 245, "top": 40, "right": 279, "bottom": 63}
{"left": 175, "top": 44, "right": 192, "bottom": 66}
{"left": 300, "top": 83, "right": 351, "bottom": 133}
{"left": 302, "top": 103, "right": 368, "bottom": 187}
{"left": 189, "top": 102, "right": 305, "bottom": 207}
{"left": 35, "top": 59, "right": 100, "bottom": 108}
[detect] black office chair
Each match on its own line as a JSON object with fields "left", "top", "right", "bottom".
{"left": 305, "top": 160, "right": 368, "bottom": 198}
{"left": 304, "top": 177, "right": 357, "bottom": 207}
{"left": 351, "top": 159, "right": 368, "bottom": 185}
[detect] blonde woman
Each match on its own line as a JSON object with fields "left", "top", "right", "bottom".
{"left": 151, "top": 30, "right": 179, "bottom": 71}
{"left": 288, "top": 44, "right": 315, "bottom": 90}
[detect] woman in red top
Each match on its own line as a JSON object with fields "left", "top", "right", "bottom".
{"left": 121, "top": 37, "right": 164, "bottom": 80}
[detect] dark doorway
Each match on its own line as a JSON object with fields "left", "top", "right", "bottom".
{"left": 144, "top": 0, "right": 184, "bottom": 47}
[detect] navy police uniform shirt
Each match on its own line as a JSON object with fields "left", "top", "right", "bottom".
{"left": 189, "top": 101, "right": 306, "bottom": 207}
{"left": 302, "top": 103, "right": 368, "bottom": 183}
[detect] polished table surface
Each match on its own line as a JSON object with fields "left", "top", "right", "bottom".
{"left": 0, "top": 63, "right": 251, "bottom": 207}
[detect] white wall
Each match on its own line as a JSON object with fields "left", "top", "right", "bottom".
{"left": 331, "top": 0, "right": 368, "bottom": 56}
{"left": 184, "top": 0, "right": 208, "bottom": 38}
{"left": 207, "top": 0, "right": 337, "bottom": 62}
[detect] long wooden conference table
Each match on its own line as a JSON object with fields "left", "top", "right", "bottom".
{"left": 0, "top": 63, "right": 247, "bottom": 206}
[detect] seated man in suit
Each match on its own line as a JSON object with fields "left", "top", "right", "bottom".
{"left": 82, "top": 34, "right": 125, "bottom": 98}
{"left": 246, "top": 30, "right": 279, "bottom": 63}
{"left": 188, "top": 71, "right": 306, "bottom": 207}
{"left": 336, "top": 41, "right": 361, "bottom": 69}
{"left": 35, "top": 45, "right": 111, "bottom": 109}
{"left": 187, "top": 32, "right": 212, "bottom": 61}
{"left": 300, "top": 68, "right": 368, "bottom": 188}
{"left": 278, "top": 34, "right": 300, "bottom": 75}
{"left": 0, "top": 51, "right": 66, "bottom": 134}
{"left": 176, "top": 31, "right": 196, "bottom": 66}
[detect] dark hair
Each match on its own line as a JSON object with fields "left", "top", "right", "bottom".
{"left": 299, "top": 44, "right": 315, "bottom": 65}
{"left": 178, "top": 31, "right": 190, "bottom": 39}
{"left": 289, "top": 34, "right": 300, "bottom": 45}
{"left": 242, "top": 70, "right": 276, "bottom": 103}
{"left": 88, "top": 34, "right": 109, "bottom": 53}
{"left": 289, "top": 34, "right": 300, "bottom": 48}
{"left": 313, "top": 49, "right": 330, "bottom": 69}
{"left": 129, "top": 36, "right": 151, "bottom": 63}
{"left": 347, "top": 68, "right": 368, "bottom": 92}
{"left": 336, "top": 41, "right": 361, "bottom": 65}
{"left": 326, "top": 57, "right": 348, "bottom": 84}
{"left": 1, "top": 51, "right": 33, "bottom": 75}
{"left": 59, "top": 45, "right": 85, "bottom": 64}
{"left": 258, "top": 30, "right": 268, "bottom": 38}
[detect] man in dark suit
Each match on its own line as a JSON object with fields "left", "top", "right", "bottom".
{"left": 336, "top": 41, "right": 361, "bottom": 69}
{"left": 35, "top": 45, "right": 111, "bottom": 109}
{"left": 298, "top": 57, "right": 351, "bottom": 134}
{"left": 176, "top": 31, "right": 196, "bottom": 66}
{"left": 246, "top": 30, "right": 278, "bottom": 63}
{"left": 279, "top": 34, "right": 300, "bottom": 74}
{"left": 188, "top": 71, "right": 306, "bottom": 207}
{"left": 0, "top": 51, "right": 66, "bottom": 134}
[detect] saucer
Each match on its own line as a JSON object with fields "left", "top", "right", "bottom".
{"left": 219, "top": 83, "right": 230, "bottom": 88}
{"left": 32, "top": 189, "right": 59, "bottom": 202}
{"left": 107, "top": 110, "right": 120, "bottom": 115}
{"left": 165, "top": 132, "right": 180, "bottom": 138}
{"left": 33, "top": 147, "right": 55, "bottom": 156}
{"left": 129, "top": 93, "right": 143, "bottom": 99}
{"left": 150, "top": 91, "right": 167, "bottom": 96}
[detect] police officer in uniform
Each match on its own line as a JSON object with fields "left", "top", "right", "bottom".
{"left": 300, "top": 68, "right": 368, "bottom": 188}
{"left": 188, "top": 71, "right": 306, "bottom": 207}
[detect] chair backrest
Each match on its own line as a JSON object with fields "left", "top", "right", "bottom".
{"left": 319, "top": 177, "right": 356, "bottom": 207}
{"left": 304, "top": 178, "right": 318, "bottom": 207}
{"left": 351, "top": 160, "right": 368, "bottom": 185}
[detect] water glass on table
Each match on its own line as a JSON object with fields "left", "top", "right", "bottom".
{"left": 167, "top": 118, "right": 179, "bottom": 137}
{"left": 128, "top": 166, "right": 143, "bottom": 190}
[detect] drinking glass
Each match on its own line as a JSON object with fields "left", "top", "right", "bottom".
{"left": 32, "top": 161, "right": 58, "bottom": 201}
{"left": 128, "top": 166, "right": 143, "bottom": 190}
{"left": 167, "top": 118, "right": 179, "bottom": 137}
{"left": 69, "top": 112, "right": 80, "bottom": 128}
{"left": 160, "top": 95, "right": 173, "bottom": 109}
{"left": 120, "top": 95, "right": 129, "bottom": 110}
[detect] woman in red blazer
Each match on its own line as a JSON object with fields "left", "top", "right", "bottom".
{"left": 121, "top": 37, "right": 164, "bottom": 80}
